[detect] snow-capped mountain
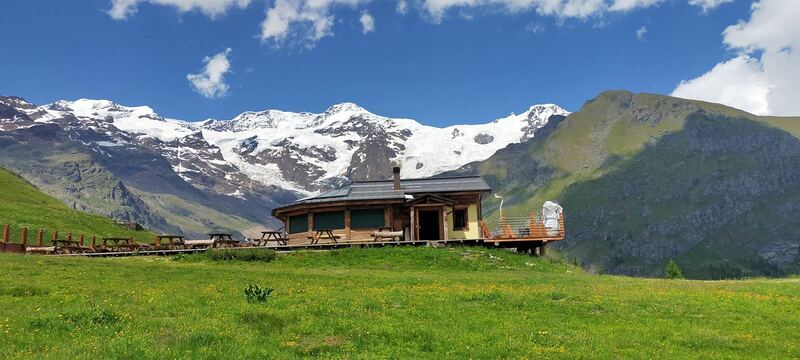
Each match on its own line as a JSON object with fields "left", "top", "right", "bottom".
{"left": 18, "top": 97, "right": 568, "bottom": 194}
{"left": 23, "top": 98, "right": 567, "bottom": 195}
{"left": 0, "top": 95, "right": 567, "bottom": 236}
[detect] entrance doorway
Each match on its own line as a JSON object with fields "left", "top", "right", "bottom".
{"left": 417, "top": 209, "right": 442, "bottom": 240}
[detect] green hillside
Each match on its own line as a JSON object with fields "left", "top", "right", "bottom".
{"left": 0, "top": 167, "right": 155, "bottom": 243}
{"left": 457, "top": 91, "right": 800, "bottom": 279}
{"left": 1, "top": 247, "right": 798, "bottom": 358}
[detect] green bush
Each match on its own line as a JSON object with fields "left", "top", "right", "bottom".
{"left": 665, "top": 260, "right": 684, "bottom": 279}
{"left": 206, "top": 248, "right": 278, "bottom": 262}
{"left": 244, "top": 284, "right": 274, "bottom": 303}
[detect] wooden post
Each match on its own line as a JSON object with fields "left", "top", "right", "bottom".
{"left": 500, "top": 211, "right": 513, "bottom": 238}
{"left": 307, "top": 211, "right": 314, "bottom": 241}
{"left": 79, "top": 234, "right": 84, "bottom": 246}
{"left": 2, "top": 224, "right": 9, "bottom": 243}
{"left": 67, "top": 233, "right": 73, "bottom": 241}
{"left": 52, "top": 231, "right": 58, "bottom": 241}
{"left": 91, "top": 236, "right": 96, "bottom": 248}
{"left": 442, "top": 207, "right": 448, "bottom": 241}
{"left": 529, "top": 212, "right": 535, "bottom": 239}
{"left": 344, "top": 208, "right": 351, "bottom": 242}
{"left": 409, "top": 206, "right": 415, "bottom": 241}
{"left": 37, "top": 229, "right": 43, "bottom": 246}
{"left": 21, "top": 227, "right": 28, "bottom": 245}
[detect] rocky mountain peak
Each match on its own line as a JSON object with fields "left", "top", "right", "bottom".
{"left": 0, "top": 96, "right": 35, "bottom": 110}
{"left": 46, "top": 99, "right": 162, "bottom": 121}
{"left": 324, "top": 102, "right": 369, "bottom": 115}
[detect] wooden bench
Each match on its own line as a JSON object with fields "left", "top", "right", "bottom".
{"left": 184, "top": 240, "right": 215, "bottom": 249}
{"left": 372, "top": 230, "right": 404, "bottom": 242}
{"left": 25, "top": 246, "right": 56, "bottom": 254}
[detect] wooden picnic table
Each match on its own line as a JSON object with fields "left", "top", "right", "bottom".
{"left": 101, "top": 237, "right": 151, "bottom": 252}
{"left": 152, "top": 235, "right": 184, "bottom": 249}
{"left": 308, "top": 229, "right": 340, "bottom": 245}
{"left": 52, "top": 239, "right": 91, "bottom": 254}
{"left": 210, "top": 233, "right": 238, "bottom": 248}
{"left": 257, "top": 230, "right": 288, "bottom": 246}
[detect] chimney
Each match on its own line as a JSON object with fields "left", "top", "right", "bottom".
{"left": 393, "top": 166, "right": 401, "bottom": 191}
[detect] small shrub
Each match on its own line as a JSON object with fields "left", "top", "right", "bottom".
{"left": 171, "top": 253, "right": 187, "bottom": 261}
{"left": 244, "top": 284, "right": 274, "bottom": 303}
{"left": 665, "top": 260, "right": 684, "bottom": 279}
{"left": 207, "top": 248, "right": 277, "bottom": 262}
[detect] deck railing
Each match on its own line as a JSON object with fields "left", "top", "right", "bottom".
{"left": 480, "top": 211, "right": 565, "bottom": 241}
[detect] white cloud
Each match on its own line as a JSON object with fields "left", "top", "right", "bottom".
{"left": 359, "top": 11, "right": 375, "bottom": 34}
{"left": 673, "top": 56, "right": 771, "bottom": 115}
{"left": 672, "top": 0, "right": 800, "bottom": 116}
{"left": 688, "top": 0, "right": 734, "bottom": 13}
{"left": 610, "top": 0, "right": 662, "bottom": 12}
{"left": 108, "top": 0, "right": 251, "bottom": 20}
{"left": 635, "top": 25, "right": 647, "bottom": 40}
{"left": 259, "top": 0, "right": 368, "bottom": 48}
{"left": 420, "top": 0, "right": 665, "bottom": 22}
{"left": 106, "top": 0, "right": 739, "bottom": 51}
{"left": 397, "top": 0, "right": 409, "bottom": 14}
{"left": 187, "top": 48, "right": 233, "bottom": 99}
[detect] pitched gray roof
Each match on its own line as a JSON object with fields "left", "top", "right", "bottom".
{"left": 276, "top": 176, "right": 490, "bottom": 209}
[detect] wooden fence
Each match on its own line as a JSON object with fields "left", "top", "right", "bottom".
{"left": 0, "top": 224, "right": 101, "bottom": 254}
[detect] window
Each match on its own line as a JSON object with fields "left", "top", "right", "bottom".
{"left": 289, "top": 214, "right": 308, "bottom": 234}
{"left": 453, "top": 208, "right": 468, "bottom": 230}
{"left": 351, "top": 208, "right": 386, "bottom": 229}
{"left": 313, "top": 211, "right": 345, "bottom": 230}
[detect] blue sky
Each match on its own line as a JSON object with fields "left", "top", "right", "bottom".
{"left": 1, "top": 0, "right": 795, "bottom": 125}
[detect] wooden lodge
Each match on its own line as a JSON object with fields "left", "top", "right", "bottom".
{"left": 1, "top": 168, "right": 564, "bottom": 257}
{"left": 272, "top": 167, "right": 489, "bottom": 244}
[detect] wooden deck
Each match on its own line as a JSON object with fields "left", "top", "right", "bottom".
{"left": 1, "top": 219, "right": 564, "bottom": 258}
{"left": 45, "top": 237, "right": 560, "bottom": 257}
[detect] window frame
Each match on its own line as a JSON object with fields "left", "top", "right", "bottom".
{"left": 453, "top": 207, "right": 469, "bottom": 230}
{"left": 288, "top": 214, "right": 309, "bottom": 234}
{"left": 313, "top": 210, "right": 346, "bottom": 230}
{"left": 350, "top": 208, "right": 386, "bottom": 229}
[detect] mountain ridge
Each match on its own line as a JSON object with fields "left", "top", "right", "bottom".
{"left": 445, "top": 90, "right": 800, "bottom": 279}
{"left": 0, "top": 95, "right": 568, "bottom": 237}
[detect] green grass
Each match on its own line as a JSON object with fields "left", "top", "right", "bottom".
{"left": 1, "top": 247, "right": 798, "bottom": 359}
{"left": 0, "top": 168, "right": 154, "bottom": 243}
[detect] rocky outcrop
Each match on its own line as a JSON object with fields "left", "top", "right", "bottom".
{"left": 0, "top": 123, "right": 178, "bottom": 234}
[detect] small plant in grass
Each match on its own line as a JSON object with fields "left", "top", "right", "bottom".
{"left": 171, "top": 253, "right": 187, "bottom": 261}
{"left": 244, "top": 284, "right": 274, "bottom": 303}
{"left": 665, "top": 259, "right": 684, "bottom": 279}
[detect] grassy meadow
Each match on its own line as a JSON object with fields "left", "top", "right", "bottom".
{"left": 1, "top": 247, "right": 799, "bottom": 359}
{"left": 0, "top": 168, "right": 155, "bottom": 243}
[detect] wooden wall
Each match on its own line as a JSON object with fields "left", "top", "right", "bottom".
{"left": 278, "top": 191, "right": 483, "bottom": 244}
